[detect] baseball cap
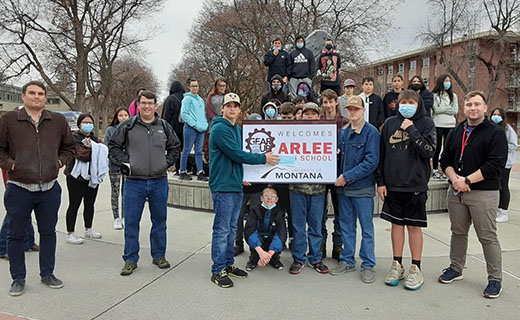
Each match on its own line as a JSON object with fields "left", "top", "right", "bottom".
{"left": 302, "top": 102, "right": 320, "bottom": 113}
{"left": 346, "top": 96, "right": 364, "bottom": 109}
{"left": 223, "top": 93, "right": 241, "bottom": 106}
{"left": 344, "top": 79, "right": 356, "bottom": 87}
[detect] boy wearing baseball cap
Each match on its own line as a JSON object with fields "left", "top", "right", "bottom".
{"left": 209, "top": 93, "right": 279, "bottom": 288}
{"left": 338, "top": 79, "right": 356, "bottom": 117}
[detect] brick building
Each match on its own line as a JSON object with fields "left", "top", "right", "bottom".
{"left": 344, "top": 31, "right": 520, "bottom": 132}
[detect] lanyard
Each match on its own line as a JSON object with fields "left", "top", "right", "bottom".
{"left": 460, "top": 125, "right": 471, "bottom": 160}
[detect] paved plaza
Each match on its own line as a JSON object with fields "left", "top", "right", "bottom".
{"left": 0, "top": 169, "right": 519, "bottom": 319}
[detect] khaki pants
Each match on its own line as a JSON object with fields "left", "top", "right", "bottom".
{"left": 447, "top": 186, "right": 502, "bottom": 281}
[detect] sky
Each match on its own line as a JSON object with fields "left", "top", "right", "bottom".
{"left": 147, "top": 0, "right": 431, "bottom": 98}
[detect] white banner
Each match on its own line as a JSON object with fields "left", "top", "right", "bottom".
{"left": 242, "top": 120, "right": 337, "bottom": 183}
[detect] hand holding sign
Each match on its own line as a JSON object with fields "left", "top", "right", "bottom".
{"left": 265, "top": 152, "right": 279, "bottom": 165}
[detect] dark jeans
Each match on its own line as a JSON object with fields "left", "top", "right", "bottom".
{"left": 5, "top": 182, "right": 61, "bottom": 280}
{"left": 320, "top": 83, "right": 341, "bottom": 95}
{"left": 0, "top": 214, "right": 36, "bottom": 255}
{"left": 235, "top": 191, "right": 262, "bottom": 247}
{"left": 66, "top": 175, "right": 99, "bottom": 232}
{"left": 249, "top": 240, "right": 282, "bottom": 266}
{"left": 499, "top": 168, "right": 511, "bottom": 210}
{"left": 433, "top": 127, "right": 452, "bottom": 170}
{"left": 322, "top": 186, "right": 343, "bottom": 246}
{"left": 274, "top": 184, "right": 292, "bottom": 238}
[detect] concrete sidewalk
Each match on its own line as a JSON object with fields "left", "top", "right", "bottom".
{"left": 0, "top": 171, "right": 519, "bottom": 320}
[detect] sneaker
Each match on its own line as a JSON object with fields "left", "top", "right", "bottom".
{"left": 330, "top": 260, "right": 356, "bottom": 276}
{"left": 496, "top": 209, "right": 509, "bottom": 223}
{"left": 0, "top": 254, "right": 8, "bottom": 261}
{"left": 26, "top": 245, "right": 40, "bottom": 252}
{"left": 331, "top": 244, "right": 343, "bottom": 261}
{"left": 360, "top": 267, "right": 376, "bottom": 283}
{"left": 120, "top": 262, "right": 137, "bottom": 276}
{"left": 312, "top": 261, "right": 329, "bottom": 274}
{"left": 41, "top": 274, "right": 63, "bottom": 289}
{"left": 9, "top": 279, "right": 25, "bottom": 296}
{"left": 113, "top": 218, "right": 123, "bottom": 230}
{"left": 289, "top": 262, "right": 304, "bottom": 274}
{"left": 270, "top": 260, "right": 284, "bottom": 270}
{"left": 233, "top": 245, "right": 244, "bottom": 256}
{"left": 483, "top": 280, "right": 502, "bottom": 299}
{"left": 320, "top": 243, "right": 327, "bottom": 259}
{"left": 65, "top": 233, "right": 83, "bottom": 245}
{"left": 152, "top": 257, "right": 171, "bottom": 269}
{"left": 226, "top": 265, "right": 248, "bottom": 278}
{"left": 432, "top": 170, "right": 442, "bottom": 180}
{"left": 179, "top": 172, "right": 192, "bottom": 181}
{"left": 211, "top": 269, "right": 233, "bottom": 288}
{"left": 441, "top": 173, "right": 448, "bottom": 180}
{"left": 197, "top": 171, "right": 208, "bottom": 181}
{"left": 246, "top": 260, "right": 257, "bottom": 271}
{"left": 438, "top": 267, "right": 463, "bottom": 284}
{"left": 84, "top": 229, "right": 102, "bottom": 239}
{"left": 404, "top": 264, "right": 424, "bottom": 290}
{"left": 384, "top": 260, "right": 405, "bottom": 286}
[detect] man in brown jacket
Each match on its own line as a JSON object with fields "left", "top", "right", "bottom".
{"left": 0, "top": 81, "right": 75, "bottom": 296}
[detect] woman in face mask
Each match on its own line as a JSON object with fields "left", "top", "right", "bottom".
{"left": 408, "top": 75, "right": 433, "bottom": 117}
{"left": 490, "top": 107, "right": 518, "bottom": 223}
{"left": 64, "top": 113, "right": 103, "bottom": 245}
{"left": 431, "top": 74, "right": 458, "bottom": 180}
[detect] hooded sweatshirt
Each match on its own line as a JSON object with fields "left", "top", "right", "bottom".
{"left": 162, "top": 81, "right": 185, "bottom": 136}
{"left": 209, "top": 116, "right": 266, "bottom": 192}
{"left": 289, "top": 36, "right": 316, "bottom": 79}
{"left": 318, "top": 48, "right": 341, "bottom": 86}
{"left": 261, "top": 74, "right": 290, "bottom": 108}
{"left": 375, "top": 98, "right": 436, "bottom": 192}
{"left": 263, "top": 47, "right": 291, "bottom": 82}
{"left": 262, "top": 102, "right": 282, "bottom": 120}
{"left": 181, "top": 92, "right": 209, "bottom": 132}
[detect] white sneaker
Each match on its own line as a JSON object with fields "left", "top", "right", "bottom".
{"left": 66, "top": 234, "right": 84, "bottom": 245}
{"left": 113, "top": 218, "right": 123, "bottom": 230}
{"left": 384, "top": 260, "right": 405, "bottom": 286}
{"left": 496, "top": 209, "right": 509, "bottom": 223}
{"left": 84, "top": 229, "right": 102, "bottom": 239}
{"left": 404, "top": 264, "right": 424, "bottom": 290}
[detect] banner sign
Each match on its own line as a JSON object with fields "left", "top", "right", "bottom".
{"left": 242, "top": 120, "right": 337, "bottom": 183}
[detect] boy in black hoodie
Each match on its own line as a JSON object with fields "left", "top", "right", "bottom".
{"left": 288, "top": 35, "right": 315, "bottom": 98}
{"left": 376, "top": 90, "right": 436, "bottom": 291}
{"left": 244, "top": 187, "right": 287, "bottom": 271}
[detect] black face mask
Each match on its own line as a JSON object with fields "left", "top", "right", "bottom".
{"left": 325, "top": 44, "right": 333, "bottom": 50}
{"left": 410, "top": 83, "right": 421, "bottom": 91}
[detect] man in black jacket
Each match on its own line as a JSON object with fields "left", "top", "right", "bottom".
{"left": 317, "top": 39, "right": 341, "bottom": 95}
{"left": 359, "top": 77, "right": 385, "bottom": 129}
{"left": 376, "top": 90, "right": 436, "bottom": 290}
{"left": 109, "top": 91, "right": 180, "bottom": 276}
{"left": 263, "top": 38, "right": 291, "bottom": 86}
{"left": 161, "top": 80, "right": 185, "bottom": 172}
{"left": 438, "top": 91, "right": 507, "bottom": 299}
{"left": 288, "top": 35, "right": 315, "bottom": 97}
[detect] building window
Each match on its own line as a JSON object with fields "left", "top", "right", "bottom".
{"left": 510, "top": 45, "right": 518, "bottom": 62}
{"left": 398, "top": 63, "right": 405, "bottom": 73}
{"left": 47, "top": 97, "right": 60, "bottom": 105}
{"left": 387, "top": 83, "right": 393, "bottom": 91}
{"left": 410, "top": 60, "right": 417, "bottom": 71}
{"left": 423, "top": 57, "right": 430, "bottom": 68}
{"left": 378, "top": 67, "right": 384, "bottom": 75}
{"left": 388, "top": 65, "right": 393, "bottom": 75}
{"left": 423, "top": 78, "right": 429, "bottom": 88}
{"left": 369, "top": 69, "right": 374, "bottom": 77}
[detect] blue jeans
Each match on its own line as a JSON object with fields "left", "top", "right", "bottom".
{"left": 337, "top": 194, "right": 376, "bottom": 268}
{"left": 123, "top": 177, "right": 168, "bottom": 264}
{"left": 211, "top": 192, "right": 243, "bottom": 274}
{"left": 0, "top": 214, "right": 36, "bottom": 255}
{"left": 290, "top": 192, "right": 325, "bottom": 264}
{"left": 180, "top": 124, "right": 205, "bottom": 172}
{"left": 5, "top": 183, "right": 61, "bottom": 280}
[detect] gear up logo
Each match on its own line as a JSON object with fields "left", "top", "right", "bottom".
{"left": 245, "top": 128, "right": 276, "bottom": 153}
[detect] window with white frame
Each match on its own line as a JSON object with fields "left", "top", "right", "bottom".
{"left": 422, "top": 57, "right": 430, "bottom": 68}
{"left": 378, "top": 67, "right": 384, "bottom": 75}
{"left": 387, "top": 83, "right": 393, "bottom": 91}
{"left": 388, "top": 65, "right": 393, "bottom": 75}
{"left": 398, "top": 63, "right": 404, "bottom": 73}
{"left": 423, "top": 78, "right": 429, "bottom": 88}
{"left": 410, "top": 60, "right": 417, "bottom": 70}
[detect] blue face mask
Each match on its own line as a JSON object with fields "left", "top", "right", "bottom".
{"left": 298, "top": 91, "right": 307, "bottom": 97}
{"left": 81, "top": 123, "right": 94, "bottom": 134}
{"left": 265, "top": 108, "right": 276, "bottom": 118}
{"left": 261, "top": 203, "right": 277, "bottom": 210}
{"left": 296, "top": 43, "right": 304, "bottom": 49}
{"left": 273, "top": 46, "right": 281, "bottom": 51}
{"left": 398, "top": 104, "right": 417, "bottom": 118}
{"left": 491, "top": 115, "right": 503, "bottom": 124}
{"left": 443, "top": 81, "right": 451, "bottom": 90}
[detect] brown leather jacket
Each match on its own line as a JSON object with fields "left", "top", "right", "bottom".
{"left": 0, "top": 108, "right": 76, "bottom": 184}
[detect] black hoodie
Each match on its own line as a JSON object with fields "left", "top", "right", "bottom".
{"left": 162, "top": 81, "right": 185, "bottom": 136}
{"left": 375, "top": 99, "right": 436, "bottom": 192}
{"left": 288, "top": 36, "right": 316, "bottom": 79}
{"left": 261, "top": 74, "right": 290, "bottom": 109}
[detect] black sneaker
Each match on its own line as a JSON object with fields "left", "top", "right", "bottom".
{"left": 211, "top": 270, "right": 233, "bottom": 288}
{"left": 320, "top": 243, "right": 327, "bottom": 259}
{"left": 179, "top": 172, "right": 192, "bottom": 181}
{"left": 289, "top": 262, "right": 304, "bottom": 274}
{"left": 483, "top": 280, "right": 502, "bottom": 299}
{"left": 9, "top": 279, "right": 25, "bottom": 296}
{"left": 226, "top": 265, "right": 248, "bottom": 278}
{"left": 234, "top": 245, "right": 244, "bottom": 256}
{"left": 120, "top": 262, "right": 138, "bottom": 276}
{"left": 41, "top": 274, "right": 63, "bottom": 289}
{"left": 197, "top": 171, "right": 208, "bottom": 181}
{"left": 152, "top": 257, "right": 171, "bottom": 269}
{"left": 270, "top": 260, "right": 284, "bottom": 270}
{"left": 438, "top": 267, "right": 463, "bottom": 284}
{"left": 246, "top": 260, "right": 257, "bottom": 271}
{"left": 332, "top": 244, "right": 343, "bottom": 261}
{"left": 313, "top": 262, "right": 329, "bottom": 274}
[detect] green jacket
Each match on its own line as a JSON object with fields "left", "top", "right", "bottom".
{"left": 209, "top": 116, "right": 266, "bottom": 192}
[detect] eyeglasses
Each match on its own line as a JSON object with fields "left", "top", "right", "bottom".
{"left": 138, "top": 102, "right": 156, "bottom": 106}
{"left": 262, "top": 194, "right": 278, "bottom": 199}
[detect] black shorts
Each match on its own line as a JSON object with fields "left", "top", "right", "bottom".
{"left": 380, "top": 191, "right": 427, "bottom": 227}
